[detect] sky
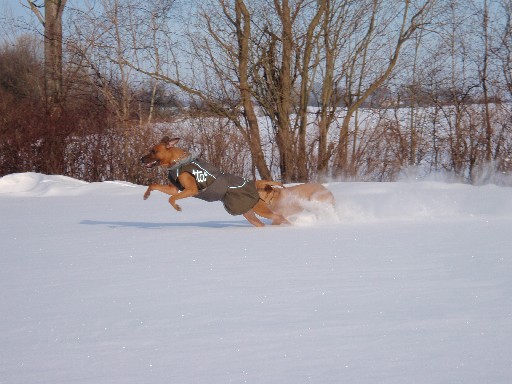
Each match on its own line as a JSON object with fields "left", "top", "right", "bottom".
{"left": 0, "top": 0, "right": 91, "bottom": 45}
{"left": 0, "top": 0, "right": 86, "bottom": 26}
{"left": 0, "top": 0, "right": 29, "bottom": 19}
{"left": 0, "top": 0, "right": 85, "bottom": 18}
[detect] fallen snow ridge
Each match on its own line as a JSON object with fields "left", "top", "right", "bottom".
{"left": 1, "top": 172, "right": 511, "bottom": 384}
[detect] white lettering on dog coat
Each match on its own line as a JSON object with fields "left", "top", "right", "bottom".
{"left": 192, "top": 169, "right": 207, "bottom": 183}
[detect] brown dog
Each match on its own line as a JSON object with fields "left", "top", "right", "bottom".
{"left": 141, "top": 136, "right": 289, "bottom": 227}
{"left": 255, "top": 180, "right": 335, "bottom": 219}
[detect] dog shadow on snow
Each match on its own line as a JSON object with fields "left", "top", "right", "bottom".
{"left": 80, "top": 219, "right": 254, "bottom": 229}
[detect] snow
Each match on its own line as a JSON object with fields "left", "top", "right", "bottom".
{"left": 1, "top": 172, "right": 511, "bottom": 384}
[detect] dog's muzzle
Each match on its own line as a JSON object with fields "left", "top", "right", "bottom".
{"left": 141, "top": 156, "right": 159, "bottom": 168}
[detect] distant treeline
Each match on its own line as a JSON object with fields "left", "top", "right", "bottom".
{"left": 1, "top": 0, "right": 511, "bottom": 184}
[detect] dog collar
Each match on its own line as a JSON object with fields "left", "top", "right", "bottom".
{"left": 168, "top": 151, "right": 201, "bottom": 171}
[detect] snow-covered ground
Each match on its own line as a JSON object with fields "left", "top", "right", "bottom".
{"left": 1, "top": 172, "right": 511, "bottom": 384}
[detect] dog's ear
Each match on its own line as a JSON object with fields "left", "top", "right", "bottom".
{"left": 161, "top": 136, "right": 180, "bottom": 149}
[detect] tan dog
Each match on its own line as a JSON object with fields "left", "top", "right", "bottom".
{"left": 141, "top": 137, "right": 289, "bottom": 227}
{"left": 255, "top": 180, "right": 335, "bottom": 218}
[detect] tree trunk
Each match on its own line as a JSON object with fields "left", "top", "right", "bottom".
{"left": 236, "top": 0, "right": 272, "bottom": 180}
{"left": 274, "top": 0, "right": 294, "bottom": 182}
{"left": 27, "top": 0, "right": 67, "bottom": 175}
{"left": 481, "top": 0, "right": 493, "bottom": 164}
{"left": 28, "top": 0, "right": 67, "bottom": 115}
{"left": 296, "top": 0, "right": 325, "bottom": 181}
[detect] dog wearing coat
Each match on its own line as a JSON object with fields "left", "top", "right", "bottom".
{"left": 141, "top": 136, "right": 289, "bottom": 227}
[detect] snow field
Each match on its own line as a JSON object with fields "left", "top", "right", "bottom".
{"left": 1, "top": 173, "right": 511, "bottom": 383}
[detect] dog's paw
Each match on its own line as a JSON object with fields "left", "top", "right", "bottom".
{"left": 169, "top": 199, "right": 182, "bottom": 211}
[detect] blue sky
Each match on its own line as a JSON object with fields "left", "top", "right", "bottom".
{"left": 0, "top": 0, "right": 29, "bottom": 19}
{"left": 0, "top": 0, "right": 90, "bottom": 43}
{"left": 0, "top": 0, "right": 87, "bottom": 19}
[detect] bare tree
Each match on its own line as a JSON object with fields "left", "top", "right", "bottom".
{"left": 315, "top": 0, "right": 365, "bottom": 179}
{"left": 234, "top": 0, "right": 272, "bottom": 179}
{"left": 497, "top": 0, "right": 512, "bottom": 98}
{"left": 251, "top": 0, "right": 335, "bottom": 181}
{"left": 295, "top": 0, "right": 326, "bottom": 181}
{"left": 26, "top": 0, "right": 67, "bottom": 116}
{"left": 479, "top": 0, "right": 493, "bottom": 164}
{"left": 109, "top": 0, "right": 271, "bottom": 178}
{"left": 333, "top": 0, "right": 435, "bottom": 178}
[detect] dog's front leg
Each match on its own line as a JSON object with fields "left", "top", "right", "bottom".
{"left": 168, "top": 173, "right": 199, "bottom": 211}
{"left": 143, "top": 184, "right": 180, "bottom": 200}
